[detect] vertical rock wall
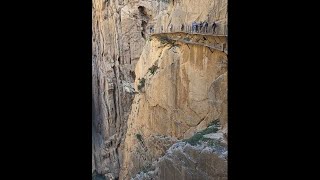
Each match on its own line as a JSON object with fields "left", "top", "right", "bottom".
{"left": 92, "top": 0, "right": 227, "bottom": 179}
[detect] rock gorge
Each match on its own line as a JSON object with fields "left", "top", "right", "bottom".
{"left": 92, "top": 0, "right": 227, "bottom": 179}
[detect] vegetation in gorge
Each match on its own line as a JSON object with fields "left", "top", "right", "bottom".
{"left": 183, "top": 120, "right": 221, "bottom": 146}
{"left": 136, "top": 133, "right": 143, "bottom": 142}
{"left": 137, "top": 78, "right": 146, "bottom": 91}
{"left": 158, "top": 36, "right": 175, "bottom": 45}
{"left": 148, "top": 65, "right": 159, "bottom": 75}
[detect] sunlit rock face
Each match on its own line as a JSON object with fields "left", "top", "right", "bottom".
{"left": 92, "top": 0, "right": 227, "bottom": 179}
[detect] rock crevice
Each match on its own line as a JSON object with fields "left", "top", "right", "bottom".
{"left": 92, "top": 0, "right": 228, "bottom": 179}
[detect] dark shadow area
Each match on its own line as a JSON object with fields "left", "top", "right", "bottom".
{"left": 130, "top": 71, "right": 136, "bottom": 81}
{"left": 92, "top": 170, "right": 106, "bottom": 180}
{"left": 138, "top": 6, "right": 147, "bottom": 16}
{"left": 141, "top": 20, "right": 147, "bottom": 39}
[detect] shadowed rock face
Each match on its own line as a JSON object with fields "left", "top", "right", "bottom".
{"left": 131, "top": 141, "right": 227, "bottom": 180}
{"left": 157, "top": 144, "right": 227, "bottom": 180}
{"left": 92, "top": 0, "right": 227, "bottom": 179}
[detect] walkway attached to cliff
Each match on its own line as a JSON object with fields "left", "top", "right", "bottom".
{"left": 149, "top": 24, "right": 227, "bottom": 37}
{"left": 172, "top": 37, "right": 226, "bottom": 52}
{"left": 149, "top": 24, "right": 228, "bottom": 53}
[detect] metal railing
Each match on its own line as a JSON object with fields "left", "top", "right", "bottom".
{"left": 148, "top": 23, "right": 227, "bottom": 36}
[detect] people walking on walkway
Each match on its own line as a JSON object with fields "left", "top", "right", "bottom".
{"left": 192, "top": 21, "right": 196, "bottom": 33}
{"left": 170, "top": 24, "right": 173, "bottom": 32}
{"left": 199, "top": 21, "right": 203, "bottom": 33}
{"left": 204, "top": 22, "right": 208, "bottom": 33}
{"left": 181, "top": 24, "right": 184, "bottom": 31}
{"left": 212, "top": 21, "right": 217, "bottom": 34}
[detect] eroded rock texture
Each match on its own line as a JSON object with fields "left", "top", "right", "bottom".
{"left": 92, "top": 0, "right": 227, "bottom": 179}
{"left": 131, "top": 141, "right": 227, "bottom": 180}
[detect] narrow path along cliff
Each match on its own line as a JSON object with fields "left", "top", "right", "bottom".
{"left": 92, "top": 0, "right": 228, "bottom": 179}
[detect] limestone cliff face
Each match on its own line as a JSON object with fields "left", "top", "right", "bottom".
{"left": 92, "top": 0, "right": 227, "bottom": 179}
{"left": 131, "top": 141, "right": 227, "bottom": 180}
{"left": 92, "top": 0, "right": 146, "bottom": 178}
{"left": 120, "top": 33, "right": 227, "bottom": 179}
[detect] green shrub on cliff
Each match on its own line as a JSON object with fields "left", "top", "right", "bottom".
{"left": 158, "top": 36, "right": 175, "bottom": 45}
{"left": 184, "top": 37, "right": 191, "bottom": 41}
{"left": 148, "top": 65, "right": 159, "bottom": 75}
{"left": 183, "top": 120, "right": 220, "bottom": 146}
{"left": 137, "top": 78, "right": 145, "bottom": 91}
{"left": 136, "top": 133, "right": 143, "bottom": 142}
